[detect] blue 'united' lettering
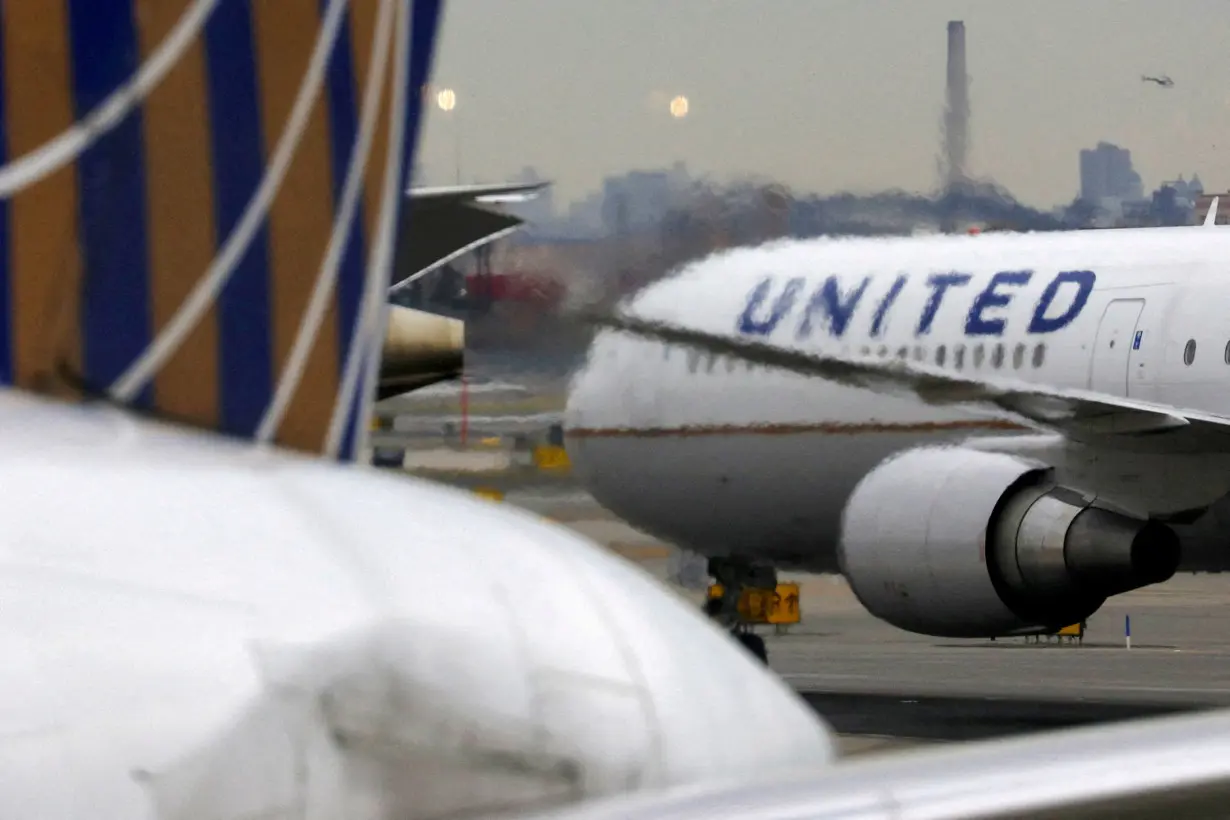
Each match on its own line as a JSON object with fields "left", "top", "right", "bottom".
{"left": 916, "top": 272, "right": 972, "bottom": 335}
{"left": 965, "top": 270, "right": 1033, "bottom": 336}
{"left": 870, "top": 274, "right": 908, "bottom": 337}
{"left": 1028, "top": 270, "right": 1095, "bottom": 334}
{"left": 735, "top": 269, "right": 1098, "bottom": 340}
{"left": 796, "top": 275, "right": 870, "bottom": 339}
{"left": 737, "top": 276, "right": 804, "bottom": 335}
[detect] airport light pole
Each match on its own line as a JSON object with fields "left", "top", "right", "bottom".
{"left": 434, "top": 87, "right": 467, "bottom": 441}
{"left": 436, "top": 87, "right": 461, "bottom": 183}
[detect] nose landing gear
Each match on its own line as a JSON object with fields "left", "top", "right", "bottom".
{"left": 705, "top": 557, "right": 777, "bottom": 665}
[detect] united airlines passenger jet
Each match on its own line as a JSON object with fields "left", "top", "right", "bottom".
{"left": 567, "top": 215, "right": 1230, "bottom": 657}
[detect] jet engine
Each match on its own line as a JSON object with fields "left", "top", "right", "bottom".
{"left": 377, "top": 305, "right": 465, "bottom": 400}
{"left": 838, "top": 447, "right": 1180, "bottom": 637}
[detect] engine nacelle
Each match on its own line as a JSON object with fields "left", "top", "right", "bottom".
{"left": 377, "top": 306, "right": 465, "bottom": 399}
{"left": 838, "top": 447, "right": 1180, "bottom": 637}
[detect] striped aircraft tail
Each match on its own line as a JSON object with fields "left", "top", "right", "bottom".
{"left": 0, "top": 0, "right": 443, "bottom": 460}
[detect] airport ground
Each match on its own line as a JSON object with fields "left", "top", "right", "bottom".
{"left": 383, "top": 377, "right": 1230, "bottom": 759}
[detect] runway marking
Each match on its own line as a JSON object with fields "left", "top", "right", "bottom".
{"left": 567, "top": 419, "right": 1029, "bottom": 439}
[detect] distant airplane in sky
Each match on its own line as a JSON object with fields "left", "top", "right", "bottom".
{"left": 1142, "top": 74, "right": 1175, "bottom": 88}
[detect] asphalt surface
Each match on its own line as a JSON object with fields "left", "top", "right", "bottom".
{"left": 799, "top": 691, "right": 1198, "bottom": 740}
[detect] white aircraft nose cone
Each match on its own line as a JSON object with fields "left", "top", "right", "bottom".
{"left": 300, "top": 470, "right": 839, "bottom": 814}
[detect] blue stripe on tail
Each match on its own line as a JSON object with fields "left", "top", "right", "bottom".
{"left": 320, "top": 0, "right": 366, "bottom": 459}
{"left": 203, "top": 1, "right": 274, "bottom": 438}
{"left": 67, "top": 0, "right": 153, "bottom": 406}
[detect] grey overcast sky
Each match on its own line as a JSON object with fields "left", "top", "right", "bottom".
{"left": 418, "top": 1, "right": 1230, "bottom": 208}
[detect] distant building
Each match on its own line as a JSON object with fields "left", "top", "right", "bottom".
{"left": 1079, "top": 142, "right": 1144, "bottom": 211}
{"left": 600, "top": 162, "right": 690, "bottom": 235}
{"left": 1159, "top": 174, "right": 1203, "bottom": 209}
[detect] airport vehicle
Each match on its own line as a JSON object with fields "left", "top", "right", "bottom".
{"left": 0, "top": 1, "right": 837, "bottom": 816}
{"left": 566, "top": 208, "right": 1230, "bottom": 649}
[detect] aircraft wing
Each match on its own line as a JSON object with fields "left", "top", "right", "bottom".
{"left": 522, "top": 705, "right": 1230, "bottom": 819}
{"left": 405, "top": 180, "right": 549, "bottom": 204}
{"left": 588, "top": 310, "right": 1230, "bottom": 451}
{"left": 391, "top": 181, "right": 549, "bottom": 290}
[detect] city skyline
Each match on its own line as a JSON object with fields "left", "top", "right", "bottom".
{"left": 419, "top": 0, "right": 1230, "bottom": 208}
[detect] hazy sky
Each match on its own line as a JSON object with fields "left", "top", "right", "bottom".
{"left": 419, "top": 1, "right": 1230, "bottom": 208}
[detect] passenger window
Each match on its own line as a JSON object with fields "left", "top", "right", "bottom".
{"left": 972, "top": 344, "right": 985, "bottom": 368}
{"left": 877, "top": 345, "right": 889, "bottom": 358}
{"left": 1224, "top": 341, "right": 1230, "bottom": 365}
{"left": 913, "top": 346, "right": 925, "bottom": 362}
{"left": 954, "top": 345, "right": 966, "bottom": 370}
{"left": 1184, "top": 339, "right": 1197, "bottom": 366}
{"left": 859, "top": 346, "right": 871, "bottom": 356}
{"left": 935, "top": 345, "right": 947, "bottom": 367}
{"left": 1032, "top": 343, "right": 1046, "bottom": 368}
{"left": 991, "top": 343, "right": 1004, "bottom": 369}
{"left": 896, "top": 346, "right": 908, "bottom": 359}
{"left": 1013, "top": 343, "right": 1025, "bottom": 369}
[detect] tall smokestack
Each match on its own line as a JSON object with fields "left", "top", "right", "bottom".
{"left": 944, "top": 21, "right": 969, "bottom": 187}
{"left": 941, "top": 20, "right": 969, "bottom": 232}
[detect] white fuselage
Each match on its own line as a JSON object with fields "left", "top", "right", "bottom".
{"left": 0, "top": 389, "right": 833, "bottom": 818}
{"left": 565, "top": 227, "right": 1230, "bottom": 572}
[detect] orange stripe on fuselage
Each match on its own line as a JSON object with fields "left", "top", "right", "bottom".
{"left": 2, "top": 0, "right": 81, "bottom": 396}
{"left": 251, "top": 0, "right": 339, "bottom": 451}
{"left": 565, "top": 419, "right": 1031, "bottom": 439}
{"left": 135, "top": 0, "right": 220, "bottom": 428}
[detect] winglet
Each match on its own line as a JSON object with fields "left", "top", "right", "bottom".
{"left": 1205, "top": 197, "right": 1220, "bottom": 227}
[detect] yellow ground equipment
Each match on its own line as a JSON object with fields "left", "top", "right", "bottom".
{"left": 472, "top": 487, "right": 505, "bottom": 502}
{"left": 708, "top": 582, "right": 801, "bottom": 632}
{"left": 532, "top": 444, "right": 571, "bottom": 471}
{"left": 1056, "top": 621, "right": 1085, "bottom": 644}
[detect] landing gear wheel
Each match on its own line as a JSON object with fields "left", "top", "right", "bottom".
{"left": 734, "top": 631, "right": 768, "bottom": 664}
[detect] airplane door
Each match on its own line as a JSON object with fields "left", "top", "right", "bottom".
{"left": 1088, "top": 298, "right": 1145, "bottom": 395}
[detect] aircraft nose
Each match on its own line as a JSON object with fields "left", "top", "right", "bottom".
{"left": 563, "top": 329, "right": 621, "bottom": 447}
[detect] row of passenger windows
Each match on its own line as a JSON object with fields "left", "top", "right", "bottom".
{"left": 673, "top": 337, "right": 1230, "bottom": 375}
{"left": 855, "top": 342, "right": 1047, "bottom": 371}
{"left": 672, "top": 341, "right": 1048, "bottom": 374}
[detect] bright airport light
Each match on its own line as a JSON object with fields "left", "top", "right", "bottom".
{"left": 669, "top": 95, "right": 689, "bottom": 118}
{"left": 436, "top": 88, "right": 457, "bottom": 111}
